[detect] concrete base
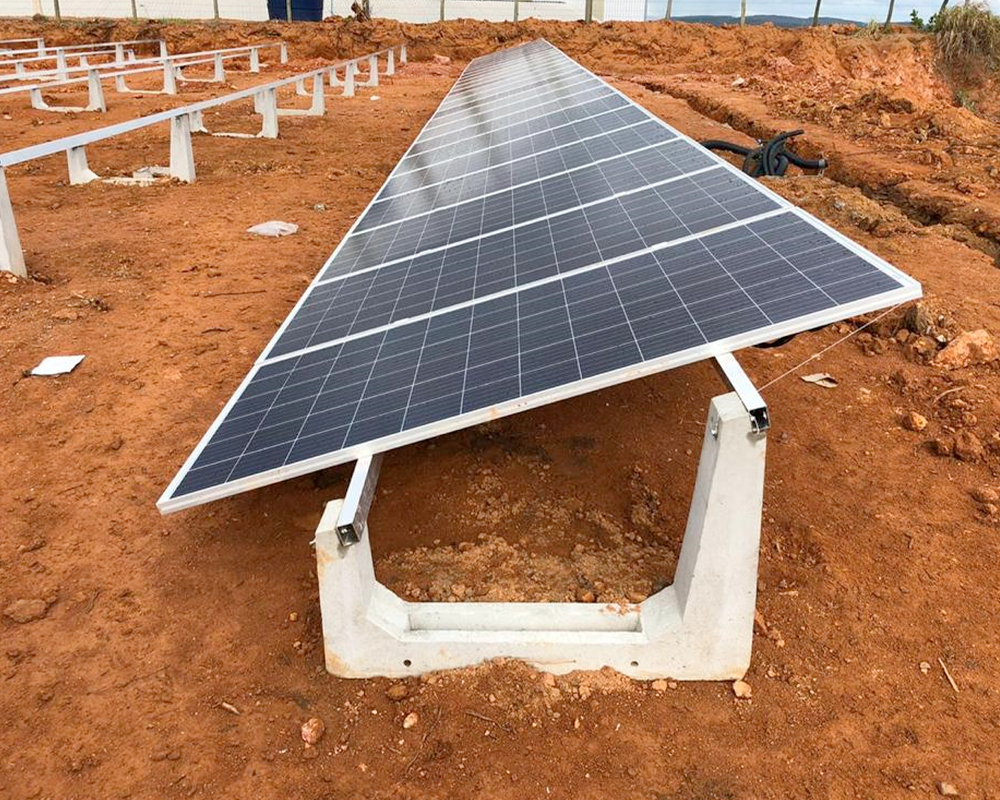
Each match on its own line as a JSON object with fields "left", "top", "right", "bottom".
{"left": 169, "top": 115, "right": 196, "bottom": 182}
{"left": 67, "top": 146, "right": 100, "bottom": 185}
{"left": 276, "top": 73, "right": 325, "bottom": 117}
{"left": 315, "top": 391, "right": 767, "bottom": 680}
{"left": 0, "top": 167, "right": 26, "bottom": 277}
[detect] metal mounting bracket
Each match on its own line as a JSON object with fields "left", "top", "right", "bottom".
{"left": 335, "top": 453, "right": 383, "bottom": 546}
{"left": 713, "top": 352, "right": 770, "bottom": 434}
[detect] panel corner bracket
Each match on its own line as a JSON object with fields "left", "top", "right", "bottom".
{"left": 713, "top": 352, "right": 770, "bottom": 434}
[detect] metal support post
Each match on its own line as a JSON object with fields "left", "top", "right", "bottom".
{"left": 335, "top": 454, "right": 384, "bottom": 546}
{"left": 713, "top": 353, "right": 770, "bottom": 434}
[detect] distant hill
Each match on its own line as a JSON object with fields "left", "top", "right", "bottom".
{"left": 672, "top": 13, "right": 862, "bottom": 26}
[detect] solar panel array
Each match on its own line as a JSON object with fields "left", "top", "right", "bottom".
{"left": 158, "top": 40, "right": 921, "bottom": 513}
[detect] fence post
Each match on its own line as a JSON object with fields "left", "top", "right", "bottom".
{"left": 368, "top": 53, "right": 378, "bottom": 87}
{"left": 250, "top": 47, "right": 260, "bottom": 72}
{"left": 400, "top": 43, "right": 407, "bottom": 64}
{"left": 386, "top": 48, "right": 394, "bottom": 75}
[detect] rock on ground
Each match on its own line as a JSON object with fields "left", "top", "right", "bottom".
{"left": 3, "top": 598, "right": 49, "bottom": 623}
{"left": 934, "top": 329, "right": 999, "bottom": 369}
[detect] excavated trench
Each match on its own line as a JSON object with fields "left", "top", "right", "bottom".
{"left": 636, "top": 78, "right": 1000, "bottom": 266}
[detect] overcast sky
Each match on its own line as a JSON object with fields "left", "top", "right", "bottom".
{"left": 642, "top": 0, "right": 961, "bottom": 21}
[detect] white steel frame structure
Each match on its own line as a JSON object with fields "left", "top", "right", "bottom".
{"left": 0, "top": 39, "right": 166, "bottom": 80}
{"left": 0, "top": 43, "right": 289, "bottom": 113}
{"left": 0, "top": 45, "right": 406, "bottom": 278}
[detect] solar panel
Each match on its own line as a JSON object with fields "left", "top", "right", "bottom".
{"left": 157, "top": 39, "right": 921, "bottom": 513}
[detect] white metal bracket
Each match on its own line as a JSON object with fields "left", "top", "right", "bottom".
{"left": 315, "top": 386, "right": 768, "bottom": 680}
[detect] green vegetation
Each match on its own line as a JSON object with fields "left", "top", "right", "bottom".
{"left": 855, "top": 18, "right": 886, "bottom": 38}
{"left": 933, "top": 2, "right": 1000, "bottom": 72}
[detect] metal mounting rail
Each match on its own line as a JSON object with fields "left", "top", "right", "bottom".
{"left": 0, "top": 43, "right": 284, "bottom": 86}
{"left": 0, "top": 45, "right": 400, "bottom": 168}
{"left": 713, "top": 352, "right": 770, "bottom": 434}
{"left": 0, "top": 43, "right": 407, "bottom": 278}
{"left": 0, "top": 38, "right": 162, "bottom": 62}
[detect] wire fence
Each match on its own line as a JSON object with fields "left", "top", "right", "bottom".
{"left": 2, "top": 0, "right": 956, "bottom": 27}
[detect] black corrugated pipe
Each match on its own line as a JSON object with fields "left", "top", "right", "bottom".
{"left": 698, "top": 130, "right": 828, "bottom": 177}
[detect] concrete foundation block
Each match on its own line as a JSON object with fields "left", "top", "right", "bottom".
{"left": 343, "top": 61, "right": 355, "bottom": 97}
{"left": 67, "top": 146, "right": 100, "bottom": 185}
{"left": 0, "top": 167, "right": 26, "bottom": 278}
{"left": 315, "top": 392, "right": 767, "bottom": 680}
{"left": 168, "top": 114, "right": 196, "bottom": 182}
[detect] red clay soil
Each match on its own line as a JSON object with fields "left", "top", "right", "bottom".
{"left": 1, "top": 17, "right": 999, "bottom": 800}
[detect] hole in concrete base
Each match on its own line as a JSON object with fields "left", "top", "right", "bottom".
{"left": 403, "top": 659, "right": 412, "bottom": 667}
{"left": 367, "top": 365, "right": 717, "bottom": 606}
{"left": 630, "top": 660, "right": 639, "bottom": 667}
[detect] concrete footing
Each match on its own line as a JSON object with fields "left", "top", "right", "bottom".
{"left": 343, "top": 61, "right": 355, "bottom": 97}
{"left": 0, "top": 167, "right": 26, "bottom": 278}
{"left": 67, "top": 146, "right": 100, "bottom": 185}
{"left": 27, "top": 70, "right": 106, "bottom": 114}
{"left": 169, "top": 115, "right": 196, "bottom": 182}
{"left": 315, "top": 392, "right": 767, "bottom": 680}
{"left": 277, "top": 73, "right": 325, "bottom": 117}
